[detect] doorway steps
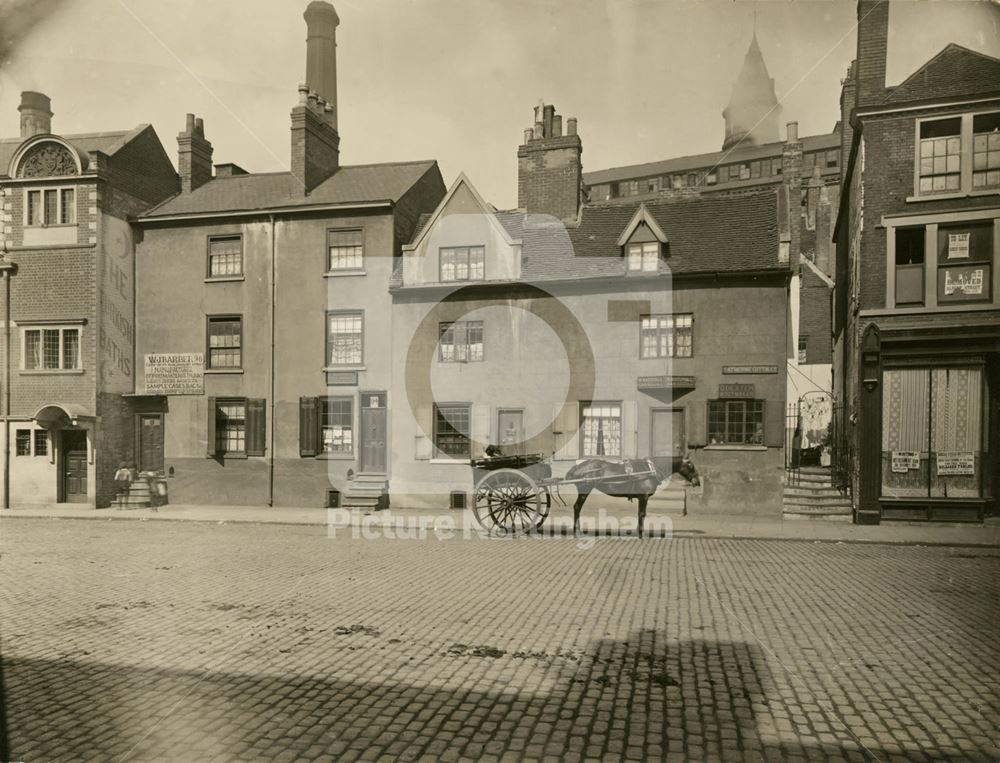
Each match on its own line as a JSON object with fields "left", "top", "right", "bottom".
{"left": 342, "top": 473, "right": 389, "bottom": 510}
{"left": 647, "top": 478, "right": 688, "bottom": 514}
{"left": 782, "top": 467, "right": 852, "bottom": 520}
{"left": 117, "top": 476, "right": 153, "bottom": 510}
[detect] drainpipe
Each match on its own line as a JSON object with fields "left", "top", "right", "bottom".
{"left": 267, "top": 215, "right": 276, "bottom": 507}
{"left": 0, "top": 261, "right": 18, "bottom": 510}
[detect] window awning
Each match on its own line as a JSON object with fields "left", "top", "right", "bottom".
{"left": 637, "top": 375, "right": 696, "bottom": 391}
{"left": 32, "top": 403, "right": 94, "bottom": 430}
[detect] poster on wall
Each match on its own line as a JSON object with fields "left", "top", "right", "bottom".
{"left": 939, "top": 266, "right": 987, "bottom": 302}
{"left": 144, "top": 353, "right": 205, "bottom": 394}
{"left": 947, "top": 232, "right": 970, "bottom": 259}
{"left": 936, "top": 451, "right": 975, "bottom": 476}
{"left": 891, "top": 451, "right": 920, "bottom": 473}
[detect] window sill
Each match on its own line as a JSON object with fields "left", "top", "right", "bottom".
{"left": 205, "top": 276, "right": 245, "bottom": 283}
{"left": 905, "top": 189, "right": 1000, "bottom": 203}
{"left": 204, "top": 368, "right": 244, "bottom": 375}
{"left": 25, "top": 223, "right": 76, "bottom": 229}
{"left": 704, "top": 444, "right": 768, "bottom": 451}
{"left": 316, "top": 452, "right": 355, "bottom": 460}
{"left": 212, "top": 452, "right": 248, "bottom": 460}
{"left": 324, "top": 270, "right": 367, "bottom": 278}
{"left": 323, "top": 366, "right": 366, "bottom": 372}
{"left": 20, "top": 368, "right": 84, "bottom": 375}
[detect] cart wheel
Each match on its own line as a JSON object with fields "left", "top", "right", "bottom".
{"left": 474, "top": 468, "right": 547, "bottom": 535}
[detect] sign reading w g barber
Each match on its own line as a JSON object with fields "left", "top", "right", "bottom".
{"left": 145, "top": 353, "right": 205, "bottom": 395}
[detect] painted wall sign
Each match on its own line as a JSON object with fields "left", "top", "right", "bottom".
{"left": 719, "top": 383, "right": 755, "bottom": 399}
{"left": 891, "top": 451, "right": 920, "bottom": 473}
{"left": 936, "top": 451, "right": 975, "bottom": 476}
{"left": 947, "top": 232, "right": 970, "bottom": 259}
{"left": 722, "top": 365, "right": 778, "bottom": 375}
{"left": 326, "top": 370, "right": 359, "bottom": 386}
{"left": 144, "top": 353, "right": 205, "bottom": 394}
{"left": 637, "top": 375, "right": 696, "bottom": 390}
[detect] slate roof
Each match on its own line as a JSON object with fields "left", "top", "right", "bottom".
{"left": 401, "top": 189, "right": 782, "bottom": 286}
{"left": 583, "top": 132, "right": 839, "bottom": 186}
{"left": 883, "top": 44, "right": 1000, "bottom": 106}
{"left": 142, "top": 160, "right": 438, "bottom": 218}
{"left": 0, "top": 127, "right": 142, "bottom": 175}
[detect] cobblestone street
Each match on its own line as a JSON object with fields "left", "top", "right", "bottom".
{"left": 1, "top": 519, "right": 997, "bottom": 762}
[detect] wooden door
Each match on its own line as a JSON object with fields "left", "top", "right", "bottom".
{"left": 497, "top": 409, "right": 524, "bottom": 455}
{"left": 62, "top": 430, "right": 88, "bottom": 503}
{"left": 138, "top": 414, "right": 164, "bottom": 472}
{"left": 360, "top": 392, "right": 387, "bottom": 473}
{"left": 651, "top": 409, "right": 685, "bottom": 458}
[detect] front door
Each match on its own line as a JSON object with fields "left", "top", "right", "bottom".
{"left": 360, "top": 392, "right": 387, "bottom": 473}
{"left": 651, "top": 408, "right": 685, "bottom": 458}
{"left": 61, "top": 430, "right": 88, "bottom": 503}
{"left": 138, "top": 414, "right": 164, "bottom": 472}
{"left": 497, "top": 409, "right": 524, "bottom": 455}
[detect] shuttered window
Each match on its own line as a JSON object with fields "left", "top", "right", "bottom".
{"left": 209, "top": 397, "right": 265, "bottom": 457}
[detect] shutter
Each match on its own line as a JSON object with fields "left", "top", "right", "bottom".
{"left": 299, "top": 396, "right": 318, "bottom": 456}
{"left": 414, "top": 405, "right": 433, "bottom": 460}
{"left": 622, "top": 401, "right": 638, "bottom": 458}
{"left": 247, "top": 398, "right": 266, "bottom": 456}
{"left": 471, "top": 404, "right": 491, "bottom": 457}
{"left": 552, "top": 402, "right": 579, "bottom": 461}
{"left": 206, "top": 397, "right": 217, "bottom": 456}
{"left": 764, "top": 400, "right": 783, "bottom": 447}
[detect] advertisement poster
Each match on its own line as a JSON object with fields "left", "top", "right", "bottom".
{"left": 145, "top": 353, "right": 205, "bottom": 395}
{"left": 947, "top": 232, "right": 970, "bottom": 259}
{"left": 891, "top": 451, "right": 920, "bottom": 473}
{"left": 936, "top": 451, "right": 975, "bottom": 476}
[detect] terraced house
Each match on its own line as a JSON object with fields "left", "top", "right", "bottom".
{"left": 132, "top": 2, "right": 444, "bottom": 508}
{"left": 0, "top": 92, "right": 176, "bottom": 508}
{"left": 833, "top": 0, "right": 1000, "bottom": 523}
{"left": 390, "top": 105, "right": 792, "bottom": 514}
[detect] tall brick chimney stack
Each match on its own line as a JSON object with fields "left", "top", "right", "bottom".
{"left": 177, "top": 113, "right": 213, "bottom": 194}
{"left": 517, "top": 101, "right": 583, "bottom": 223}
{"left": 291, "top": 1, "right": 341, "bottom": 197}
{"left": 855, "top": 0, "right": 890, "bottom": 108}
{"left": 18, "top": 91, "right": 52, "bottom": 138}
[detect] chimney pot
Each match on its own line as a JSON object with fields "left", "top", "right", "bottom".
{"left": 552, "top": 114, "right": 562, "bottom": 138}
{"left": 523, "top": 128, "right": 533, "bottom": 144}
{"left": 178, "top": 113, "right": 213, "bottom": 194}
{"left": 533, "top": 122, "right": 543, "bottom": 140}
{"left": 18, "top": 91, "right": 53, "bottom": 138}
{"left": 185, "top": 113, "right": 195, "bottom": 131}
{"left": 786, "top": 121, "right": 799, "bottom": 142}
{"left": 567, "top": 118, "right": 578, "bottom": 136}
{"left": 195, "top": 117, "right": 204, "bottom": 136}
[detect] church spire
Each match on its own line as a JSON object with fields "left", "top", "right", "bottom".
{"left": 722, "top": 28, "right": 782, "bottom": 151}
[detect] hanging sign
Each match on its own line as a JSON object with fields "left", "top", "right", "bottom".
{"left": 947, "top": 232, "right": 970, "bottom": 259}
{"left": 936, "top": 451, "right": 974, "bottom": 476}
{"left": 891, "top": 451, "right": 920, "bottom": 473}
{"left": 144, "top": 353, "right": 204, "bottom": 394}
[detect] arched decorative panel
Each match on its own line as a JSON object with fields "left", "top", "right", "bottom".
{"left": 16, "top": 141, "right": 79, "bottom": 178}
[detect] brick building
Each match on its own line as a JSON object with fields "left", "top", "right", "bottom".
{"left": 390, "top": 105, "right": 791, "bottom": 515}
{"left": 833, "top": 0, "right": 1000, "bottom": 522}
{"left": 0, "top": 92, "right": 177, "bottom": 507}
{"left": 583, "top": 33, "right": 841, "bottom": 407}
{"left": 131, "top": 1, "right": 444, "bottom": 508}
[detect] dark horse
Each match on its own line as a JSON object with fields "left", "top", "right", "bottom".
{"left": 565, "top": 455, "right": 700, "bottom": 538}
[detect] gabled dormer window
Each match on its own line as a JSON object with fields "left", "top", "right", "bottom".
{"left": 440, "top": 246, "right": 484, "bottom": 282}
{"left": 626, "top": 242, "right": 659, "bottom": 272}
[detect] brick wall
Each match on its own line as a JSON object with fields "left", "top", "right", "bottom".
{"left": 517, "top": 136, "right": 582, "bottom": 222}
{"left": 290, "top": 105, "right": 340, "bottom": 196}
{"left": 799, "top": 267, "right": 833, "bottom": 364}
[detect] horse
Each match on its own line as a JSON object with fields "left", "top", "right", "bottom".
{"left": 564, "top": 455, "right": 700, "bottom": 538}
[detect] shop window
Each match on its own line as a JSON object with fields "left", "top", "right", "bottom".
{"left": 207, "top": 316, "right": 242, "bottom": 368}
{"left": 434, "top": 403, "right": 471, "bottom": 459}
{"left": 439, "top": 321, "right": 483, "bottom": 363}
{"left": 328, "top": 229, "right": 364, "bottom": 272}
{"left": 326, "top": 311, "right": 363, "bottom": 366}
{"left": 15, "top": 430, "right": 30, "bottom": 456}
{"left": 937, "top": 222, "right": 992, "bottom": 304}
{"left": 22, "top": 326, "right": 80, "bottom": 371}
{"left": 207, "top": 235, "right": 243, "bottom": 278}
{"left": 440, "top": 246, "right": 485, "bottom": 282}
{"left": 972, "top": 112, "right": 1000, "bottom": 189}
{"left": 321, "top": 397, "right": 353, "bottom": 454}
{"left": 580, "top": 401, "right": 622, "bottom": 457}
{"left": 881, "top": 367, "right": 984, "bottom": 498}
{"left": 640, "top": 314, "right": 692, "bottom": 358}
{"left": 626, "top": 242, "right": 659, "bottom": 273}
{"left": 708, "top": 400, "right": 764, "bottom": 445}
{"left": 894, "top": 227, "right": 925, "bottom": 306}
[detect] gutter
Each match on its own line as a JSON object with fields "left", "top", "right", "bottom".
{"left": 135, "top": 200, "right": 393, "bottom": 225}
{"left": 268, "top": 214, "right": 276, "bottom": 508}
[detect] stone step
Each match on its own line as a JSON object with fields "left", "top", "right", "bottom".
{"left": 783, "top": 510, "right": 852, "bottom": 521}
{"left": 782, "top": 491, "right": 852, "bottom": 505}
{"left": 341, "top": 497, "right": 383, "bottom": 509}
{"left": 782, "top": 500, "right": 853, "bottom": 512}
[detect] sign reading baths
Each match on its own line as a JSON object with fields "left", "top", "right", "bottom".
{"left": 145, "top": 353, "right": 205, "bottom": 395}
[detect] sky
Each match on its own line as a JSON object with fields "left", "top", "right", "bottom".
{"left": 1, "top": 0, "right": 999, "bottom": 208}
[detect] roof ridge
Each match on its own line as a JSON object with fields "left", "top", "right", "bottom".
{"left": 338, "top": 158, "right": 436, "bottom": 170}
